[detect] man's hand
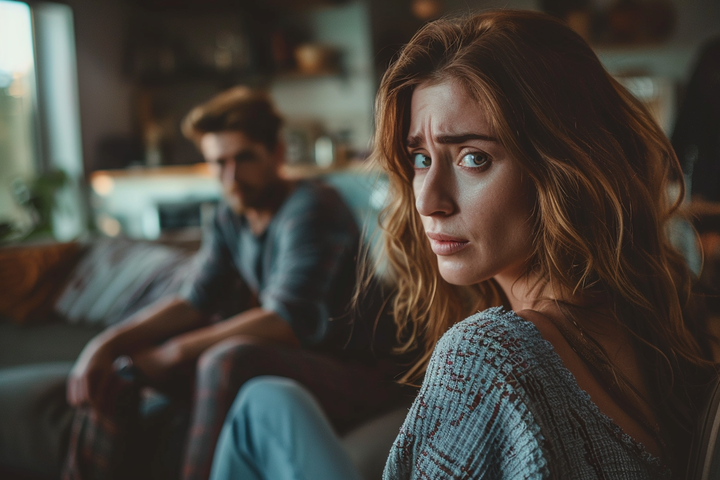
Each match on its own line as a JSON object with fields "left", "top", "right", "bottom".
{"left": 66, "top": 340, "right": 123, "bottom": 415}
{"left": 66, "top": 298, "right": 204, "bottom": 414}
{"left": 131, "top": 340, "right": 185, "bottom": 385}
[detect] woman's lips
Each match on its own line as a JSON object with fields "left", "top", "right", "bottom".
{"left": 426, "top": 232, "right": 469, "bottom": 255}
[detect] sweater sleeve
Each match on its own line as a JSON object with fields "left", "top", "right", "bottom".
{"left": 384, "top": 310, "right": 550, "bottom": 479}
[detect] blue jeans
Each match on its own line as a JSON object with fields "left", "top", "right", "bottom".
{"left": 209, "top": 376, "right": 364, "bottom": 480}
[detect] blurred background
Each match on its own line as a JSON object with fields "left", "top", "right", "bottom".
{"left": 1, "top": 0, "right": 719, "bottom": 245}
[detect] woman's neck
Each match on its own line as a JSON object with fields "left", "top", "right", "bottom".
{"left": 494, "top": 271, "right": 551, "bottom": 312}
{"left": 495, "top": 272, "right": 610, "bottom": 318}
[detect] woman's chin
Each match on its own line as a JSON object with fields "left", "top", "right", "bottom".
{"left": 437, "top": 260, "right": 481, "bottom": 286}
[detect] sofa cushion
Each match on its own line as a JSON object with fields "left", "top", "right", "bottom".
{"left": 0, "top": 322, "right": 103, "bottom": 369}
{"left": 0, "top": 363, "right": 74, "bottom": 477}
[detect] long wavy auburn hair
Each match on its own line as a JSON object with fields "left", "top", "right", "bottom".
{"left": 370, "top": 9, "right": 717, "bottom": 469}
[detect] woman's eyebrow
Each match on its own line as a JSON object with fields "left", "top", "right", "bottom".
{"left": 436, "top": 133, "right": 497, "bottom": 144}
{"left": 406, "top": 133, "right": 497, "bottom": 148}
{"left": 406, "top": 135, "right": 423, "bottom": 148}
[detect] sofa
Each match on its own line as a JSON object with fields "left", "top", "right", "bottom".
{"left": 0, "top": 170, "right": 411, "bottom": 480}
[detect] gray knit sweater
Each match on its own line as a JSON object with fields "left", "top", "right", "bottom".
{"left": 383, "top": 307, "right": 671, "bottom": 479}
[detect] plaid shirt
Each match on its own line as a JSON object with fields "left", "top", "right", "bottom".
{"left": 184, "top": 179, "right": 360, "bottom": 348}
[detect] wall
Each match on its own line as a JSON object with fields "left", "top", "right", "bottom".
{"left": 440, "top": 0, "right": 720, "bottom": 84}
{"left": 34, "top": 2, "right": 87, "bottom": 240}
{"left": 370, "top": 0, "right": 719, "bottom": 134}
{"left": 270, "top": 0, "right": 377, "bottom": 153}
{"left": 597, "top": 0, "right": 720, "bottom": 82}
{"left": 65, "top": 0, "right": 134, "bottom": 173}
{"left": 64, "top": 0, "right": 377, "bottom": 166}
{"left": 59, "top": 0, "right": 720, "bottom": 169}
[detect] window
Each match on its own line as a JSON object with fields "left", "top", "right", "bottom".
{"left": 0, "top": 1, "right": 85, "bottom": 241}
{"left": 0, "top": 0, "right": 38, "bottom": 237}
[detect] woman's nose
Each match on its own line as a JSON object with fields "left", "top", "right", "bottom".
{"left": 414, "top": 164, "right": 456, "bottom": 217}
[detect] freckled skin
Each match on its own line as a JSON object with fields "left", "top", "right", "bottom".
{"left": 409, "top": 80, "right": 536, "bottom": 294}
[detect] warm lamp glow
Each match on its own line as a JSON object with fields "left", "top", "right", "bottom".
{"left": 97, "top": 214, "right": 121, "bottom": 237}
{"left": 412, "top": 0, "right": 443, "bottom": 21}
{"left": 91, "top": 175, "right": 115, "bottom": 196}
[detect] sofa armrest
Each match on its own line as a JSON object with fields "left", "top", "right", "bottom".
{"left": 0, "top": 241, "right": 84, "bottom": 325}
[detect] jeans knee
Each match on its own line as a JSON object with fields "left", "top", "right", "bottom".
{"left": 231, "top": 376, "right": 310, "bottom": 423}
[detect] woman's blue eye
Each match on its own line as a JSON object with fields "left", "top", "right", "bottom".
{"left": 413, "top": 153, "right": 431, "bottom": 169}
{"left": 460, "top": 152, "right": 489, "bottom": 168}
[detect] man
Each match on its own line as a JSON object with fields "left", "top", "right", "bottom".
{"left": 63, "top": 87, "right": 399, "bottom": 480}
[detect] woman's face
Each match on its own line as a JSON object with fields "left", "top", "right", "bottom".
{"left": 409, "top": 80, "right": 536, "bottom": 292}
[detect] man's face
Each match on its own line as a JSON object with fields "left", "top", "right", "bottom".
{"left": 200, "top": 131, "right": 282, "bottom": 214}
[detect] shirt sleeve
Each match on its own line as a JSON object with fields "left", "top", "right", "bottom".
{"left": 259, "top": 184, "right": 359, "bottom": 347}
{"left": 384, "top": 313, "right": 550, "bottom": 479}
{"left": 182, "top": 206, "right": 241, "bottom": 314}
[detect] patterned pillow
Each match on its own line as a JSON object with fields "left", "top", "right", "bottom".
{"left": 53, "top": 238, "right": 198, "bottom": 327}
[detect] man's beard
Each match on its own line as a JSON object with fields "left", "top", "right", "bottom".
{"left": 224, "top": 181, "right": 287, "bottom": 215}
{"left": 225, "top": 191, "right": 245, "bottom": 214}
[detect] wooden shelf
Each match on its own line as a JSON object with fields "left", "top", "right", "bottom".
{"left": 272, "top": 69, "right": 341, "bottom": 82}
{"left": 681, "top": 199, "right": 720, "bottom": 218}
{"left": 90, "top": 160, "right": 372, "bottom": 183}
{"left": 91, "top": 163, "right": 212, "bottom": 179}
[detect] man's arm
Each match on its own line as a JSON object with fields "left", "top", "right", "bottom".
{"left": 66, "top": 296, "right": 204, "bottom": 411}
{"left": 131, "top": 306, "right": 299, "bottom": 382}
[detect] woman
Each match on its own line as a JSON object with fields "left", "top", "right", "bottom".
{"left": 377, "top": 9, "right": 716, "bottom": 478}
{"left": 211, "top": 10, "right": 716, "bottom": 479}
